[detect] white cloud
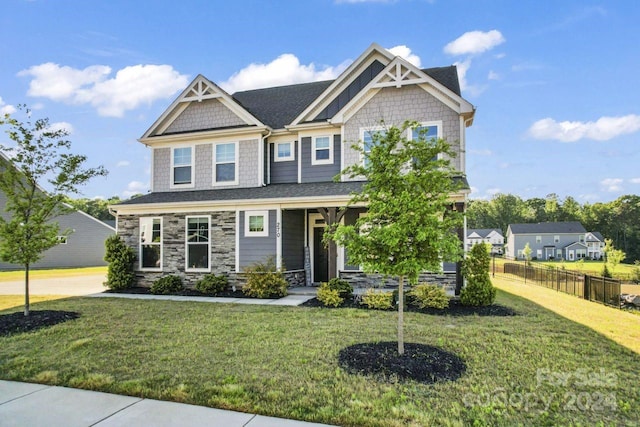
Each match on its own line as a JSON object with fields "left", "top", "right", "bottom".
{"left": 629, "top": 178, "right": 640, "bottom": 184}
{"left": 454, "top": 59, "right": 486, "bottom": 96}
{"left": 47, "top": 121, "right": 74, "bottom": 135}
{"left": 600, "top": 178, "right": 623, "bottom": 192}
{"left": 122, "top": 180, "right": 148, "bottom": 198}
{"left": 116, "top": 160, "right": 130, "bottom": 167}
{"left": 444, "top": 30, "right": 505, "bottom": 56}
{"left": 19, "top": 63, "right": 189, "bottom": 117}
{"left": 221, "top": 54, "right": 350, "bottom": 93}
{"left": 528, "top": 114, "right": 640, "bottom": 142}
{"left": 387, "top": 45, "right": 421, "bottom": 68}
{"left": 0, "top": 97, "right": 16, "bottom": 115}
{"left": 488, "top": 70, "right": 500, "bottom": 80}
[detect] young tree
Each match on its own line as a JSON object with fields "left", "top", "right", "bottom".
{"left": 327, "top": 121, "right": 463, "bottom": 355}
{"left": 523, "top": 242, "right": 532, "bottom": 265}
{"left": 0, "top": 106, "right": 107, "bottom": 315}
{"left": 603, "top": 238, "right": 625, "bottom": 274}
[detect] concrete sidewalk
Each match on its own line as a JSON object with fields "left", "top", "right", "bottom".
{"left": 89, "top": 292, "right": 315, "bottom": 306}
{"left": 0, "top": 380, "right": 335, "bottom": 427}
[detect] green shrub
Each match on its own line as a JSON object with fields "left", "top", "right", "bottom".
{"left": 242, "top": 256, "right": 288, "bottom": 298}
{"left": 410, "top": 283, "right": 450, "bottom": 309}
{"left": 103, "top": 235, "right": 136, "bottom": 291}
{"left": 322, "top": 278, "right": 353, "bottom": 300}
{"left": 361, "top": 289, "right": 394, "bottom": 310}
{"left": 151, "top": 275, "right": 184, "bottom": 295}
{"left": 317, "top": 285, "right": 343, "bottom": 307}
{"left": 602, "top": 264, "right": 612, "bottom": 278}
{"left": 195, "top": 274, "right": 228, "bottom": 295}
{"left": 460, "top": 243, "right": 496, "bottom": 306}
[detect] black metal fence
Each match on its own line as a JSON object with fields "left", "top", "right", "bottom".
{"left": 502, "top": 262, "right": 621, "bottom": 308}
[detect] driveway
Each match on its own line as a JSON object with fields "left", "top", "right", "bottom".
{"left": 0, "top": 274, "right": 106, "bottom": 296}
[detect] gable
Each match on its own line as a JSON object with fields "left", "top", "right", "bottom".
{"left": 164, "top": 99, "right": 247, "bottom": 134}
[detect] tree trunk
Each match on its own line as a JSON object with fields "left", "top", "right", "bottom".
{"left": 24, "top": 264, "right": 30, "bottom": 316}
{"left": 397, "top": 275, "right": 404, "bottom": 355}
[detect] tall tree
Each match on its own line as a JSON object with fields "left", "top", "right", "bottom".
{"left": 328, "top": 121, "right": 463, "bottom": 355}
{"left": 0, "top": 106, "right": 107, "bottom": 315}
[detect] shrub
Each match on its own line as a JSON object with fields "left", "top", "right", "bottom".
{"left": 361, "top": 289, "right": 394, "bottom": 310}
{"left": 317, "top": 285, "right": 343, "bottom": 307}
{"left": 151, "top": 275, "right": 184, "bottom": 295}
{"left": 460, "top": 243, "right": 496, "bottom": 306}
{"left": 602, "top": 264, "right": 612, "bottom": 278}
{"left": 195, "top": 274, "right": 228, "bottom": 295}
{"left": 410, "top": 283, "right": 450, "bottom": 310}
{"left": 242, "top": 256, "right": 288, "bottom": 298}
{"left": 103, "top": 235, "right": 136, "bottom": 291}
{"left": 327, "top": 278, "right": 353, "bottom": 299}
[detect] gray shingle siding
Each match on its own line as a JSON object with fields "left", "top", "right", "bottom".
{"left": 300, "top": 135, "right": 341, "bottom": 183}
{"left": 282, "top": 210, "right": 305, "bottom": 270}
{"left": 238, "top": 210, "right": 277, "bottom": 269}
{"left": 269, "top": 142, "right": 298, "bottom": 184}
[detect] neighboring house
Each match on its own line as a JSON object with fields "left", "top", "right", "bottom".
{"left": 0, "top": 155, "right": 115, "bottom": 270}
{"left": 111, "top": 43, "right": 475, "bottom": 293}
{"left": 505, "top": 221, "right": 604, "bottom": 261}
{"left": 466, "top": 229, "right": 503, "bottom": 254}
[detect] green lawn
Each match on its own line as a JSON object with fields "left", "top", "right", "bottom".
{"left": 494, "top": 257, "right": 637, "bottom": 281}
{"left": 0, "top": 266, "right": 107, "bottom": 283}
{"left": 1, "top": 294, "right": 638, "bottom": 426}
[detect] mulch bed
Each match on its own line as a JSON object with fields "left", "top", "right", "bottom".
{"left": 302, "top": 297, "right": 517, "bottom": 316}
{"left": 0, "top": 310, "right": 80, "bottom": 336}
{"left": 338, "top": 341, "right": 466, "bottom": 384}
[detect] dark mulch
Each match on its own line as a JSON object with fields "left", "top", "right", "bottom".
{"left": 0, "top": 310, "right": 80, "bottom": 336}
{"left": 104, "top": 287, "right": 250, "bottom": 298}
{"left": 302, "top": 297, "right": 517, "bottom": 316}
{"left": 338, "top": 341, "right": 466, "bottom": 384}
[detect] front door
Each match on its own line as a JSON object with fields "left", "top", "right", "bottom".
{"left": 313, "top": 227, "right": 328, "bottom": 283}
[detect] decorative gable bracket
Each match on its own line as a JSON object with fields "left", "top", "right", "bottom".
{"left": 182, "top": 79, "right": 222, "bottom": 103}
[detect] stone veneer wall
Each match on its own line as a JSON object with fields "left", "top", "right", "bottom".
{"left": 118, "top": 211, "right": 236, "bottom": 288}
{"left": 338, "top": 271, "right": 457, "bottom": 295}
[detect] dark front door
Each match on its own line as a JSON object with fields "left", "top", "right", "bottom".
{"left": 313, "top": 227, "right": 329, "bottom": 283}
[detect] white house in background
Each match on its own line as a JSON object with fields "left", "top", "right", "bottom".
{"left": 585, "top": 232, "right": 605, "bottom": 260}
{"left": 466, "top": 228, "right": 503, "bottom": 254}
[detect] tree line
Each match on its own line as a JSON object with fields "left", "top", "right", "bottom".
{"left": 466, "top": 193, "right": 640, "bottom": 263}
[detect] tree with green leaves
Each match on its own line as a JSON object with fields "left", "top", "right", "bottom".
{"left": 523, "top": 242, "right": 532, "bottom": 265}
{"left": 327, "top": 120, "right": 463, "bottom": 355}
{"left": 603, "top": 238, "right": 625, "bottom": 274}
{"left": 0, "top": 106, "right": 107, "bottom": 315}
{"left": 460, "top": 243, "right": 495, "bottom": 306}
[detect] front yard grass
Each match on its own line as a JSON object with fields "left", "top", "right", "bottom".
{"left": 1, "top": 293, "right": 639, "bottom": 426}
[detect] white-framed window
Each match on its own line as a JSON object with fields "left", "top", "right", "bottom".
{"left": 312, "top": 136, "right": 333, "bottom": 165}
{"left": 536, "top": 235, "right": 542, "bottom": 243}
{"left": 536, "top": 249, "right": 542, "bottom": 258}
{"left": 186, "top": 216, "right": 210, "bottom": 271}
{"left": 410, "top": 122, "right": 441, "bottom": 162}
{"left": 361, "top": 127, "right": 386, "bottom": 168}
{"left": 245, "top": 210, "right": 269, "bottom": 237}
{"left": 140, "top": 217, "right": 162, "bottom": 270}
{"left": 171, "top": 146, "right": 193, "bottom": 187}
{"left": 213, "top": 142, "right": 238, "bottom": 185}
{"left": 56, "top": 235, "right": 68, "bottom": 244}
{"left": 579, "top": 235, "right": 585, "bottom": 243}
{"left": 554, "top": 235, "right": 560, "bottom": 243}
{"left": 576, "top": 249, "right": 586, "bottom": 259}
{"left": 517, "top": 249, "right": 523, "bottom": 258}
{"left": 557, "top": 249, "right": 563, "bottom": 258}
{"left": 274, "top": 141, "right": 295, "bottom": 162}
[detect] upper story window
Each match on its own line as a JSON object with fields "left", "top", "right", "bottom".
{"left": 140, "top": 217, "right": 162, "bottom": 271}
{"left": 361, "top": 128, "right": 386, "bottom": 168}
{"left": 275, "top": 141, "right": 295, "bottom": 162}
{"left": 214, "top": 142, "right": 238, "bottom": 185}
{"left": 312, "top": 136, "right": 333, "bottom": 165}
{"left": 554, "top": 235, "right": 560, "bottom": 243}
{"left": 411, "top": 123, "right": 440, "bottom": 162}
{"left": 536, "top": 235, "right": 542, "bottom": 243}
{"left": 172, "top": 147, "right": 193, "bottom": 187}
{"left": 579, "top": 235, "right": 585, "bottom": 243}
{"left": 186, "top": 216, "right": 210, "bottom": 271}
{"left": 245, "top": 210, "right": 269, "bottom": 237}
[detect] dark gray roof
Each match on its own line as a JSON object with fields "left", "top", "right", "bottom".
{"left": 117, "top": 176, "right": 469, "bottom": 207}
{"left": 509, "top": 221, "right": 586, "bottom": 234}
{"left": 117, "top": 182, "right": 366, "bottom": 206}
{"left": 231, "top": 66, "right": 461, "bottom": 130}
{"left": 586, "top": 231, "right": 604, "bottom": 242}
{"left": 233, "top": 80, "right": 333, "bottom": 129}
{"left": 467, "top": 228, "right": 502, "bottom": 238}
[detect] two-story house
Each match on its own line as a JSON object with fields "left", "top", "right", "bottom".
{"left": 505, "top": 221, "right": 604, "bottom": 261}
{"left": 466, "top": 229, "right": 504, "bottom": 255}
{"left": 112, "top": 43, "right": 475, "bottom": 293}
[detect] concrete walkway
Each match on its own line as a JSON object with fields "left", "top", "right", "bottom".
{"left": 0, "top": 380, "right": 334, "bottom": 427}
{"left": 90, "top": 292, "right": 315, "bottom": 306}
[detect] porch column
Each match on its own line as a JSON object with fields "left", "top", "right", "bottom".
{"left": 317, "top": 207, "right": 347, "bottom": 280}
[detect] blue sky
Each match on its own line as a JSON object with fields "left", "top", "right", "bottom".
{"left": 1, "top": 0, "right": 639, "bottom": 202}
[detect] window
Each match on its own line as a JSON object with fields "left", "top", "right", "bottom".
{"left": 214, "top": 142, "right": 237, "bottom": 185}
{"left": 517, "top": 249, "right": 523, "bottom": 258}
{"left": 411, "top": 123, "right": 440, "bottom": 163}
{"left": 140, "top": 217, "right": 162, "bottom": 270}
{"left": 557, "top": 249, "right": 562, "bottom": 258}
{"left": 554, "top": 235, "right": 560, "bottom": 243}
{"left": 172, "top": 147, "right": 193, "bottom": 186}
{"left": 245, "top": 210, "right": 269, "bottom": 237}
{"left": 186, "top": 216, "right": 210, "bottom": 271}
{"left": 536, "top": 249, "right": 542, "bottom": 258}
{"left": 274, "top": 141, "right": 295, "bottom": 162}
{"left": 362, "top": 128, "right": 385, "bottom": 168}
{"left": 536, "top": 235, "right": 542, "bottom": 243}
{"left": 579, "top": 235, "right": 585, "bottom": 243}
{"left": 56, "top": 236, "right": 67, "bottom": 244}
{"left": 312, "top": 136, "right": 333, "bottom": 165}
